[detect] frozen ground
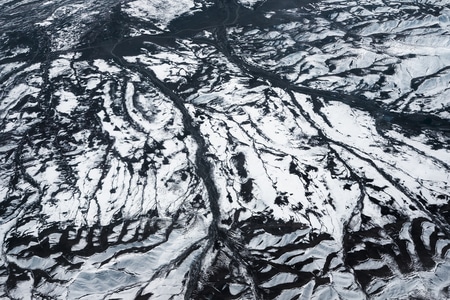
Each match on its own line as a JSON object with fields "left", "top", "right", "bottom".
{"left": 0, "top": 0, "right": 449, "bottom": 299}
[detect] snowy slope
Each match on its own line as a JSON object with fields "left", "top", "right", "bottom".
{"left": 0, "top": 0, "right": 450, "bottom": 298}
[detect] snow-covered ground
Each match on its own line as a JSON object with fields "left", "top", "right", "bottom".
{"left": 1, "top": 0, "right": 449, "bottom": 298}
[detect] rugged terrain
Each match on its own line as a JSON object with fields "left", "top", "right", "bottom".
{"left": 1, "top": 0, "right": 450, "bottom": 298}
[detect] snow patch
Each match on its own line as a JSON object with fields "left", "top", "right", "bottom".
{"left": 124, "top": 0, "right": 195, "bottom": 29}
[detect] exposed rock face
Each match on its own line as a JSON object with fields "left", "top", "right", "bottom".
{"left": 1, "top": 0, "right": 450, "bottom": 298}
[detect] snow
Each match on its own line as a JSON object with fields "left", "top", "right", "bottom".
{"left": 237, "top": 0, "right": 266, "bottom": 9}
{"left": 93, "top": 60, "right": 121, "bottom": 74}
{"left": 2, "top": 0, "right": 450, "bottom": 298}
{"left": 55, "top": 90, "right": 78, "bottom": 114}
{"left": 123, "top": 0, "right": 195, "bottom": 29}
